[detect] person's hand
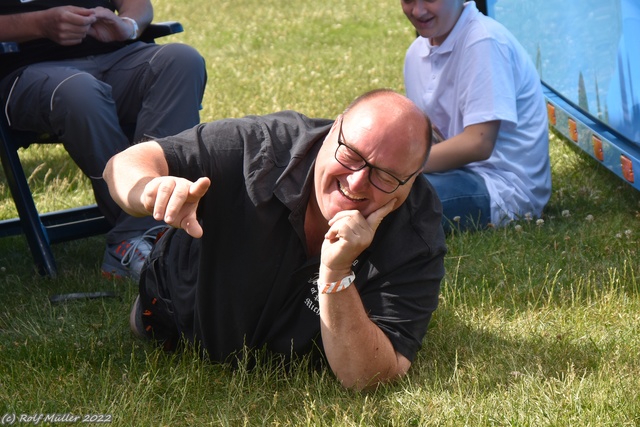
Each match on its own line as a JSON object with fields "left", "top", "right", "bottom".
{"left": 86, "top": 7, "right": 131, "bottom": 42}
{"left": 320, "top": 199, "right": 397, "bottom": 279}
{"left": 142, "top": 176, "right": 211, "bottom": 238}
{"left": 41, "top": 6, "right": 97, "bottom": 45}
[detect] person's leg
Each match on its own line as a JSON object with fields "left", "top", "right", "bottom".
{"left": 99, "top": 42, "right": 207, "bottom": 142}
{"left": 6, "top": 44, "right": 206, "bottom": 278}
{"left": 95, "top": 42, "right": 206, "bottom": 246}
{"left": 424, "top": 169, "right": 491, "bottom": 233}
{"left": 133, "top": 227, "right": 200, "bottom": 351}
{"left": 5, "top": 63, "right": 128, "bottom": 225}
{"left": 96, "top": 43, "right": 206, "bottom": 278}
{"left": 5, "top": 61, "right": 166, "bottom": 279}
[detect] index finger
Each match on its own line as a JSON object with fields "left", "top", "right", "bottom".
{"left": 365, "top": 198, "right": 397, "bottom": 231}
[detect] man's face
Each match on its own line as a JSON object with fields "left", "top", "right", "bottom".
{"left": 401, "top": 0, "right": 463, "bottom": 45}
{"left": 313, "top": 112, "right": 426, "bottom": 222}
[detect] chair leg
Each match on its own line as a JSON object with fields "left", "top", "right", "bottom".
{"left": 0, "top": 139, "right": 58, "bottom": 277}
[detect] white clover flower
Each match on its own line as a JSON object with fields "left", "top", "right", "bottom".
{"left": 524, "top": 212, "right": 533, "bottom": 221}
{"left": 562, "top": 210, "right": 571, "bottom": 218}
{"left": 616, "top": 233, "right": 623, "bottom": 239}
{"left": 536, "top": 219, "right": 544, "bottom": 226}
{"left": 453, "top": 216, "right": 461, "bottom": 223}
{"left": 625, "top": 229, "right": 632, "bottom": 237}
{"left": 514, "top": 225, "right": 523, "bottom": 232}
{"left": 585, "top": 214, "right": 594, "bottom": 222}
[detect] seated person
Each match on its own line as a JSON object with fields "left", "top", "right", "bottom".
{"left": 402, "top": 0, "right": 552, "bottom": 232}
{"left": 0, "top": 0, "right": 207, "bottom": 279}
{"left": 103, "top": 89, "right": 447, "bottom": 390}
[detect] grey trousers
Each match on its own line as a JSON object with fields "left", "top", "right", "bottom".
{"left": 2, "top": 41, "right": 207, "bottom": 243}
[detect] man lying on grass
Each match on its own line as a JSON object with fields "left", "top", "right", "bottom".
{"left": 103, "top": 89, "right": 446, "bottom": 390}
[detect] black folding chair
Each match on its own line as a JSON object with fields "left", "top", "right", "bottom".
{"left": 0, "top": 21, "right": 183, "bottom": 278}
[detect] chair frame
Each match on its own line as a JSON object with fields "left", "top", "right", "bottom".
{"left": 0, "top": 21, "right": 183, "bottom": 277}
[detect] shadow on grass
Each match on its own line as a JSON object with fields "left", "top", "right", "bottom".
{"left": 416, "top": 304, "right": 604, "bottom": 394}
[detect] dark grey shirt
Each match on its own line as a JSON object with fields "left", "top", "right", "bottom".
{"left": 156, "top": 111, "right": 446, "bottom": 363}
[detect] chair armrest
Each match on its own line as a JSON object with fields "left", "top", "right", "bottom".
{"left": 0, "top": 21, "right": 183, "bottom": 54}
{"left": 138, "top": 21, "right": 184, "bottom": 43}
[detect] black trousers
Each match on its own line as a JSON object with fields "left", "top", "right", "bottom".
{"left": 138, "top": 227, "right": 200, "bottom": 351}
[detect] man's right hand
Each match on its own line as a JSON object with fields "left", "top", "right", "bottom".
{"left": 143, "top": 176, "right": 211, "bottom": 238}
{"left": 42, "top": 6, "right": 97, "bottom": 45}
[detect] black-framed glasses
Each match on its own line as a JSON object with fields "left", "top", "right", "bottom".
{"left": 334, "top": 117, "right": 420, "bottom": 194}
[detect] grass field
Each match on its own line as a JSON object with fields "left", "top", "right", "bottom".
{"left": 1, "top": 1, "right": 640, "bottom": 425}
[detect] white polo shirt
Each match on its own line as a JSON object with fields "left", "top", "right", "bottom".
{"left": 404, "top": 1, "right": 551, "bottom": 225}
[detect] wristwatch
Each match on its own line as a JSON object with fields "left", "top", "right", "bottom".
{"left": 121, "top": 17, "right": 139, "bottom": 40}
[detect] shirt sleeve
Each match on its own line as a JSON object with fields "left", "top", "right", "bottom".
{"left": 156, "top": 118, "right": 261, "bottom": 183}
{"left": 457, "top": 37, "right": 519, "bottom": 128}
{"left": 359, "top": 252, "right": 443, "bottom": 362}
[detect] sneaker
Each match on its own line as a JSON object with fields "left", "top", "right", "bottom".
{"left": 129, "top": 295, "right": 148, "bottom": 339}
{"left": 101, "top": 225, "right": 167, "bottom": 281}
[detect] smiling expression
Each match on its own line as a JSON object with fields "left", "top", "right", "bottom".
{"left": 401, "top": 0, "right": 464, "bottom": 45}
{"left": 311, "top": 92, "right": 430, "bottom": 223}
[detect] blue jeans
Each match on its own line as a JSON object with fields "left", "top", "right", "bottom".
{"left": 424, "top": 169, "right": 491, "bottom": 233}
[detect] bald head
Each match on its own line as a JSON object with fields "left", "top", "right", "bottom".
{"left": 343, "top": 89, "right": 433, "bottom": 170}
{"left": 311, "top": 89, "right": 433, "bottom": 222}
